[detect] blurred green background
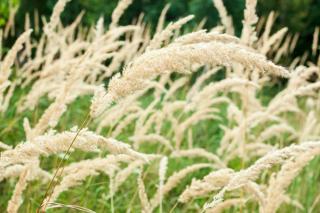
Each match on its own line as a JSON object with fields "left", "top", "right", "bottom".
{"left": 0, "top": 0, "right": 319, "bottom": 56}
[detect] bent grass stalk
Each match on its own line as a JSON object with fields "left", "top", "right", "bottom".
{"left": 37, "top": 112, "right": 92, "bottom": 212}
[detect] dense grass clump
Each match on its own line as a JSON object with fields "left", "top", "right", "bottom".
{"left": 1, "top": 0, "right": 320, "bottom": 212}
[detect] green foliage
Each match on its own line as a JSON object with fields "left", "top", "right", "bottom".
{"left": 6, "top": 0, "right": 320, "bottom": 33}
{"left": 258, "top": 0, "right": 318, "bottom": 32}
{"left": 258, "top": 0, "right": 320, "bottom": 56}
{"left": 12, "top": 0, "right": 319, "bottom": 55}
{"left": 0, "top": 0, "right": 20, "bottom": 27}
{"left": 17, "top": 0, "right": 245, "bottom": 32}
